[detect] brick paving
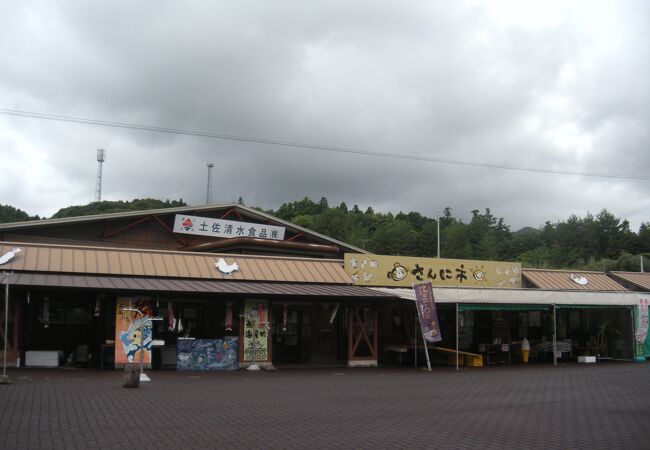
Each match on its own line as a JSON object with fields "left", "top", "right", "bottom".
{"left": 0, "top": 363, "right": 649, "bottom": 449}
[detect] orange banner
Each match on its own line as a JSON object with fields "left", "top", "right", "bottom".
{"left": 115, "top": 297, "right": 153, "bottom": 366}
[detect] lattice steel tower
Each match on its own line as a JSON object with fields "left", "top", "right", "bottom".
{"left": 206, "top": 162, "right": 214, "bottom": 204}
{"left": 95, "top": 148, "right": 106, "bottom": 202}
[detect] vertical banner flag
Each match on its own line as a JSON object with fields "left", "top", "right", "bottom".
{"left": 115, "top": 297, "right": 152, "bottom": 366}
{"left": 413, "top": 281, "right": 442, "bottom": 342}
{"left": 636, "top": 294, "right": 649, "bottom": 344}
{"left": 243, "top": 300, "right": 269, "bottom": 362}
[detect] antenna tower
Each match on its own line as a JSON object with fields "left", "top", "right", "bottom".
{"left": 95, "top": 148, "right": 106, "bottom": 202}
{"left": 206, "top": 162, "right": 214, "bottom": 204}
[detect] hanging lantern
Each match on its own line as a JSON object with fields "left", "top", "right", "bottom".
{"left": 43, "top": 297, "right": 50, "bottom": 328}
{"left": 282, "top": 304, "right": 288, "bottom": 332}
{"left": 94, "top": 295, "right": 102, "bottom": 317}
{"left": 225, "top": 301, "right": 233, "bottom": 332}
{"left": 167, "top": 302, "right": 175, "bottom": 332}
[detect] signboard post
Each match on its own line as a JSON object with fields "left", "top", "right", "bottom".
{"left": 413, "top": 282, "right": 442, "bottom": 372}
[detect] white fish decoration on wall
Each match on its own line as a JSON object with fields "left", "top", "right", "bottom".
{"left": 216, "top": 258, "right": 239, "bottom": 274}
{"left": 0, "top": 248, "right": 21, "bottom": 265}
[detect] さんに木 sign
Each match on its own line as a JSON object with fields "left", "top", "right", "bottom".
{"left": 344, "top": 253, "right": 521, "bottom": 288}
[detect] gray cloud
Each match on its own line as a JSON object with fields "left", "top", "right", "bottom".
{"left": 0, "top": 0, "right": 648, "bottom": 231}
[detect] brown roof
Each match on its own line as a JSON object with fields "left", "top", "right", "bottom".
{"left": 8, "top": 272, "right": 396, "bottom": 298}
{"left": 0, "top": 203, "right": 367, "bottom": 254}
{"left": 608, "top": 271, "right": 650, "bottom": 291}
{"left": 522, "top": 269, "right": 628, "bottom": 291}
{"left": 0, "top": 242, "right": 352, "bottom": 284}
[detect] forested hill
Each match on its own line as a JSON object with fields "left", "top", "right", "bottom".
{"left": 269, "top": 197, "right": 649, "bottom": 271}
{"left": 1, "top": 197, "right": 648, "bottom": 271}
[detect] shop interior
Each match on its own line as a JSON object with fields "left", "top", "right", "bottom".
{"left": 16, "top": 290, "right": 637, "bottom": 369}
{"left": 380, "top": 301, "right": 636, "bottom": 367}
{"left": 270, "top": 301, "right": 346, "bottom": 367}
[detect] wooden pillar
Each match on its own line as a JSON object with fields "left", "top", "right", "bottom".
{"left": 347, "top": 307, "right": 353, "bottom": 361}
{"left": 347, "top": 306, "right": 378, "bottom": 368}
{"left": 373, "top": 307, "right": 378, "bottom": 362}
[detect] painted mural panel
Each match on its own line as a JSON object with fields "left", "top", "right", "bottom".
{"left": 115, "top": 297, "right": 153, "bottom": 365}
{"left": 344, "top": 253, "right": 521, "bottom": 288}
{"left": 176, "top": 338, "right": 239, "bottom": 371}
{"left": 243, "top": 300, "right": 269, "bottom": 362}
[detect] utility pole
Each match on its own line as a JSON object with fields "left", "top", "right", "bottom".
{"left": 436, "top": 211, "right": 441, "bottom": 258}
{"left": 206, "top": 163, "right": 214, "bottom": 205}
{"left": 95, "top": 148, "right": 106, "bottom": 202}
{"left": 1, "top": 272, "right": 11, "bottom": 384}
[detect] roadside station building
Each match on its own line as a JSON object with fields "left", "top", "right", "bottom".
{"left": 344, "top": 254, "right": 644, "bottom": 366}
{"left": 0, "top": 203, "right": 646, "bottom": 371}
{"left": 0, "top": 204, "right": 396, "bottom": 370}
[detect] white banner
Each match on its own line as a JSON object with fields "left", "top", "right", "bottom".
{"left": 173, "top": 214, "right": 285, "bottom": 240}
{"left": 636, "top": 294, "right": 649, "bottom": 344}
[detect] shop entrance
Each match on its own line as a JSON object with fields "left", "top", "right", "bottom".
{"left": 271, "top": 302, "right": 342, "bottom": 366}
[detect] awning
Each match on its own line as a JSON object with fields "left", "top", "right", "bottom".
{"left": 458, "top": 304, "right": 549, "bottom": 311}
{"left": 8, "top": 272, "right": 398, "bottom": 299}
{"left": 0, "top": 241, "right": 353, "bottom": 284}
{"left": 369, "top": 286, "right": 638, "bottom": 306}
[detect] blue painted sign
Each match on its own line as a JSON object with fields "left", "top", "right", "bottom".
{"left": 176, "top": 338, "right": 239, "bottom": 371}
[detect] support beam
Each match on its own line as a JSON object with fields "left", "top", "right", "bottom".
{"left": 553, "top": 304, "right": 557, "bottom": 367}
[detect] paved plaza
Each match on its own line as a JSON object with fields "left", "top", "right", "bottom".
{"left": 1, "top": 362, "right": 649, "bottom": 449}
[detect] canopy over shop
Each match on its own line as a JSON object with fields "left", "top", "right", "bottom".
{"left": 0, "top": 241, "right": 397, "bottom": 370}
{"left": 344, "top": 253, "right": 642, "bottom": 367}
{"left": 370, "top": 286, "right": 639, "bottom": 366}
{"left": 0, "top": 204, "right": 400, "bottom": 371}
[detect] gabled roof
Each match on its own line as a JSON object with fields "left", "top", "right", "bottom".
{"left": 0, "top": 203, "right": 366, "bottom": 254}
{"left": 608, "top": 271, "right": 650, "bottom": 292}
{"left": 522, "top": 268, "right": 628, "bottom": 291}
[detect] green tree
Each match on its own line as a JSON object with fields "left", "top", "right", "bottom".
{"left": 0, "top": 204, "right": 40, "bottom": 223}
{"left": 51, "top": 198, "right": 186, "bottom": 218}
{"left": 367, "top": 220, "right": 417, "bottom": 256}
{"left": 639, "top": 223, "right": 650, "bottom": 253}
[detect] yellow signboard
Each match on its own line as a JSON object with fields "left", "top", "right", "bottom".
{"left": 344, "top": 253, "right": 521, "bottom": 288}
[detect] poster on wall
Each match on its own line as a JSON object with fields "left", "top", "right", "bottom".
{"left": 176, "top": 338, "right": 239, "bottom": 371}
{"left": 115, "top": 297, "right": 153, "bottom": 366}
{"left": 243, "top": 300, "right": 269, "bottom": 362}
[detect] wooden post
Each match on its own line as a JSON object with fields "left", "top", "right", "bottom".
{"left": 373, "top": 307, "right": 378, "bottom": 361}
{"left": 347, "top": 308, "right": 353, "bottom": 361}
{"left": 553, "top": 304, "right": 557, "bottom": 367}
{"left": 123, "top": 363, "right": 139, "bottom": 388}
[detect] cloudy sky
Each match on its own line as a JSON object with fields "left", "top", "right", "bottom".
{"left": 1, "top": 1, "right": 648, "bottom": 231}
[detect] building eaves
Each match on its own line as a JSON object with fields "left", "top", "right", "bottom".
{"left": 522, "top": 268, "right": 628, "bottom": 291}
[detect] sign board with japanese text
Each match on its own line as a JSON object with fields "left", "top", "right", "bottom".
{"left": 344, "top": 253, "right": 522, "bottom": 288}
{"left": 636, "top": 294, "right": 649, "bottom": 344}
{"left": 414, "top": 282, "right": 442, "bottom": 342}
{"left": 173, "top": 214, "right": 285, "bottom": 240}
{"left": 242, "top": 300, "right": 270, "bottom": 362}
